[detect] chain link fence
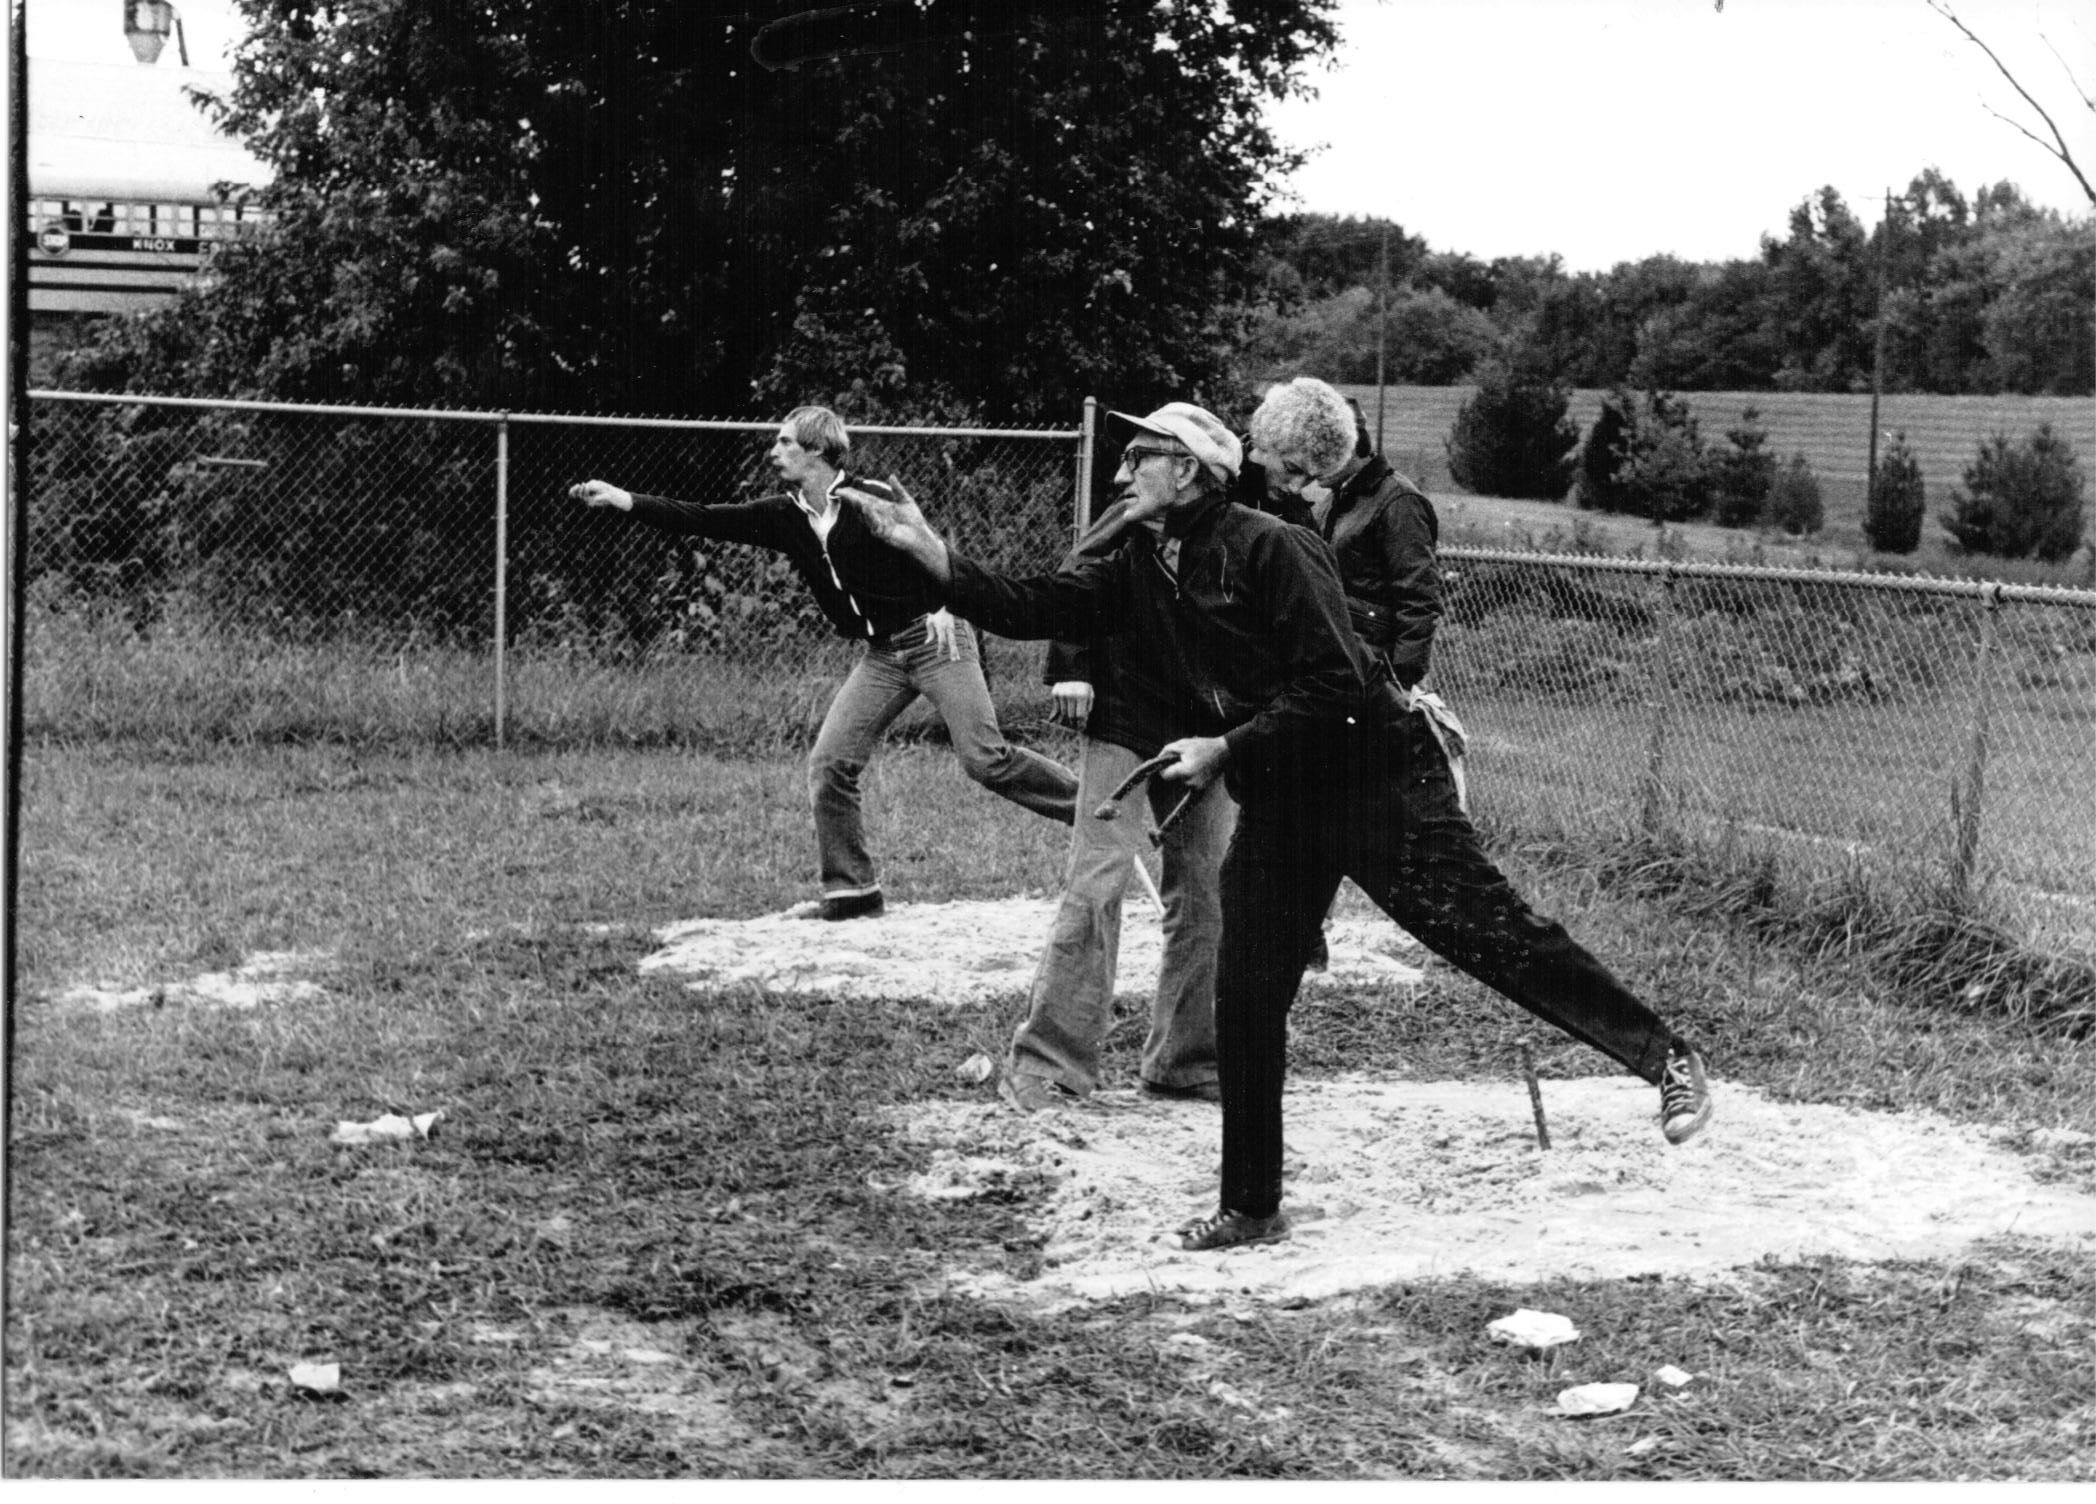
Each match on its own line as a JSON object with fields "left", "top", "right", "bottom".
{"left": 1432, "top": 548, "right": 2096, "bottom": 957}
{"left": 20, "top": 391, "right": 2096, "bottom": 955}
{"left": 22, "top": 391, "right": 1093, "bottom": 738}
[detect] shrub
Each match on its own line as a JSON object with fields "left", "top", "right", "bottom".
{"left": 1765, "top": 452, "right": 1825, "bottom": 536}
{"left": 1941, "top": 424, "right": 2087, "bottom": 562}
{"left": 1711, "top": 407, "right": 1777, "bottom": 528}
{"left": 1445, "top": 362, "right": 1579, "bottom": 500}
{"left": 1865, "top": 432, "right": 1927, "bottom": 554}
{"left": 1573, "top": 386, "right": 1635, "bottom": 513}
{"left": 1578, "top": 388, "right": 1712, "bottom": 523}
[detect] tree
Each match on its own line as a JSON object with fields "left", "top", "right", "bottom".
{"left": 1576, "top": 387, "right": 1711, "bottom": 523}
{"left": 1976, "top": 214, "right": 2096, "bottom": 394}
{"left": 1865, "top": 432, "right": 1927, "bottom": 554}
{"left": 1521, "top": 272, "right": 1628, "bottom": 388}
{"left": 1764, "top": 453, "right": 1825, "bottom": 537}
{"left": 1628, "top": 260, "right": 1783, "bottom": 391}
{"left": 1761, "top": 186, "right": 1875, "bottom": 391}
{"left": 1257, "top": 213, "right": 1427, "bottom": 302}
{"left": 1574, "top": 386, "right": 1637, "bottom": 513}
{"left": 59, "top": 0, "right": 1342, "bottom": 422}
{"left": 1710, "top": 407, "right": 1777, "bottom": 528}
{"left": 1941, "top": 425, "right": 2088, "bottom": 561}
{"left": 1929, "top": 0, "right": 2094, "bottom": 207}
{"left": 1445, "top": 362, "right": 1577, "bottom": 501}
{"left": 1379, "top": 288, "right": 1500, "bottom": 385}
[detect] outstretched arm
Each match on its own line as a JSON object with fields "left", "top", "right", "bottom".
{"left": 838, "top": 475, "right": 952, "bottom": 584}
{"left": 569, "top": 479, "right": 635, "bottom": 512}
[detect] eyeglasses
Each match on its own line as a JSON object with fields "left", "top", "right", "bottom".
{"left": 1120, "top": 444, "right": 1186, "bottom": 469}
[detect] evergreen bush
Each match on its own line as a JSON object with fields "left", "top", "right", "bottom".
{"left": 1765, "top": 452, "right": 1826, "bottom": 536}
{"left": 1864, "top": 431, "right": 1927, "bottom": 554}
{"left": 1445, "top": 363, "right": 1579, "bottom": 500}
{"left": 1578, "top": 387, "right": 1712, "bottom": 522}
{"left": 1711, "top": 407, "right": 1777, "bottom": 528}
{"left": 1574, "top": 386, "right": 1636, "bottom": 513}
{"left": 1941, "top": 425, "right": 2087, "bottom": 562}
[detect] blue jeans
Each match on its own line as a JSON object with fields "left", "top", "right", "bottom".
{"left": 1007, "top": 736, "right": 1236, "bottom": 1095}
{"left": 808, "top": 614, "right": 1077, "bottom": 898}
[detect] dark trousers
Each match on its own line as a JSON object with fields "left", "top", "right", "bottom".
{"left": 1214, "top": 713, "right": 1682, "bottom": 1219}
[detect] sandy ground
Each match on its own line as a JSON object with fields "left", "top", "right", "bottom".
{"left": 642, "top": 894, "right": 1425, "bottom": 1003}
{"left": 638, "top": 896, "right": 2096, "bottom": 1313}
{"left": 55, "top": 898, "right": 2096, "bottom": 1318}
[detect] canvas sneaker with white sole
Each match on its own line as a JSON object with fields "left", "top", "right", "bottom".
{"left": 1659, "top": 1043, "right": 1712, "bottom": 1145}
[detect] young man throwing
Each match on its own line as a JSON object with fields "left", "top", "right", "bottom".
{"left": 571, "top": 405, "right": 1077, "bottom": 920}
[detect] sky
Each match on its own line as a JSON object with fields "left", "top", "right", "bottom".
{"left": 22, "top": 0, "right": 2096, "bottom": 273}
{"left": 25, "top": 0, "right": 245, "bottom": 70}
{"left": 1266, "top": 0, "right": 2096, "bottom": 271}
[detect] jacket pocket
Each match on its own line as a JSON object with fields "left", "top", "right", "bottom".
{"left": 1347, "top": 598, "right": 1398, "bottom": 650}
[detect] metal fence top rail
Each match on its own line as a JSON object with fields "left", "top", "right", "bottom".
{"left": 1442, "top": 544, "right": 2096, "bottom": 608}
{"left": 27, "top": 389, "right": 1081, "bottom": 440}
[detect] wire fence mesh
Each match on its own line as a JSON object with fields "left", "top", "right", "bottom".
{"left": 1432, "top": 548, "right": 2096, "bottom": 957}
{"left": 20, "top": 390, "right": 2096, "bottom": 956}
{"left": 22, "top": 392, "right": 1091, "bottom": 726}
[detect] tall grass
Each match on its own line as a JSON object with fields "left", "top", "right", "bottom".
{"left": 23, "top": 587, "right": 1059, "bottom": 753}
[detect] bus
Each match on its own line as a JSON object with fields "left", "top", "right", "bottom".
{"left": 26, "top": 54, "right": 270, "bottom": 315}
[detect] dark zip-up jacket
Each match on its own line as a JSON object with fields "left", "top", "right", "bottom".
{"left": 1317, "top": 455, "right": 1442, "bottom": 687}
{"left": 1044, "top": 479, "right": 1324, "bottom": 757}
{"left": 627, "top": 474, "right": 937, "bottom": 639}
{"left": 1038, "top": 497, "right": 1197, "bottom": 758}
{"left": 945, "top": 491, "right": 1398, "bottom": 801}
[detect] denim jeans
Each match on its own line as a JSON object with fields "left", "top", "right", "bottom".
{"left": 1007, "top": 736, "right": 1236, "bottom": 1095}
{"left": 808, "top": 614, "right": 1077, "bottom": 898}
{"left": 1214, "top": 710, "right": 1684, "bottom": 1220}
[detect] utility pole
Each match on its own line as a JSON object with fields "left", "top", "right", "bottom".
{"left": 1375, "top": 223, "right": 1389, "bottom": 453}
{"left": 1868, "top": 186, "right": 1891, "bottom": 509}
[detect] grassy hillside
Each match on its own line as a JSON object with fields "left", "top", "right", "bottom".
{"left": 1338, "top": 384, "right": 2096, "bottom": 577}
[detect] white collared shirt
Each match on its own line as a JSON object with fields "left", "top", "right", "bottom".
{"left": 793, "top": 472, "right": 845, "bottom": 545}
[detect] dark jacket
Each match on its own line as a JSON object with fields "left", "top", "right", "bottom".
{"left": 1316, "top": 456, "right": 1442, "bottom": 687}
{"left": 945, "top": 492, "right": 1399, "bottom": 802}
{"left": 626, "top": 474, "right": 937, "bottom": 639}
{"left": 1039, "top": 498, "right": 1191, "bottom": 757}
{"left": 1046, "top": 473, "right": 1323, "bottom": 757}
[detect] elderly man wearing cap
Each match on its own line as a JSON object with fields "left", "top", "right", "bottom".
{"left": 842, "top": 400, "right": 1713, "bottom": 1252}
{"left": 998, "top": 407, "right": 1246, "bottom": 1113}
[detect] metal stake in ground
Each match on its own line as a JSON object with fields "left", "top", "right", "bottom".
{"left": 1517, "top": 1036, "right": 1551, "bottom": 1150}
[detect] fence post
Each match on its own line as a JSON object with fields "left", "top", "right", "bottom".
{"left": 1639, "top": 563, "right": 1680, "bottom": 837}
{"left": 1949, "top": 583, "right": 2001, "bottom": 903}
{"left": 494, "top": 415, "right": 509, "bottom": 750}
{"left": 1075, "top": 396, "right": 1098, "bottom": 540}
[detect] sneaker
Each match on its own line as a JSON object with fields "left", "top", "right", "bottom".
{"left": 999, "top": 1073, "right": 1082, "bottom": 1113}
{"left": 809, "top": 890, "right": 884, "bottom": 922}
{"left": 1659, "top": 1043, "right": 1712, "bottom": 1145}
{"left": 1141, "top": 1079, "right": 1222, "bottom": 1103}
{"left": 1177, "top": 1207, "right": 1291, "bottom": 1252}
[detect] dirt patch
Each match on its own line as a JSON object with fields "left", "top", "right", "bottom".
{"left": 643, "top": 895, "right": 1423, "bottom": 1003}
{"left": 640, "top": 899, "right": 2096, "bottom": 1313}
{"left": 52, "top": 950, "right": 332, "bottom": 1013}
{"left": 878, "top": 1077, "right": 2096, "bottom": 1312}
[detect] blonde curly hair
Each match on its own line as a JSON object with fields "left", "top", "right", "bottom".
{"left": 1248, "top": 376, "right": 1356, "bottom": 479}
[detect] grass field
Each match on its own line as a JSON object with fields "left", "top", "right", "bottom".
{"left": 9, "top": 739, "right": 2096, "bottom": 1480}
{"left": 1340, "top": 383, "right": 2096, "bottom": 579}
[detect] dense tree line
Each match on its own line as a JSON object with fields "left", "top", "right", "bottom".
{"left": 56, "top": 0, "right": 1340, "bottom": 423}
{"left": 41, "top": 4, "right": 2088, "bottom": 421}
{"left": 1249, "top": 173, "right": 2093, "bottom": 397}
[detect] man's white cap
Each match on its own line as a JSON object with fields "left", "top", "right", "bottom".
{"left": 1106, "top": 402, "right": 1243, "bottom": 484}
